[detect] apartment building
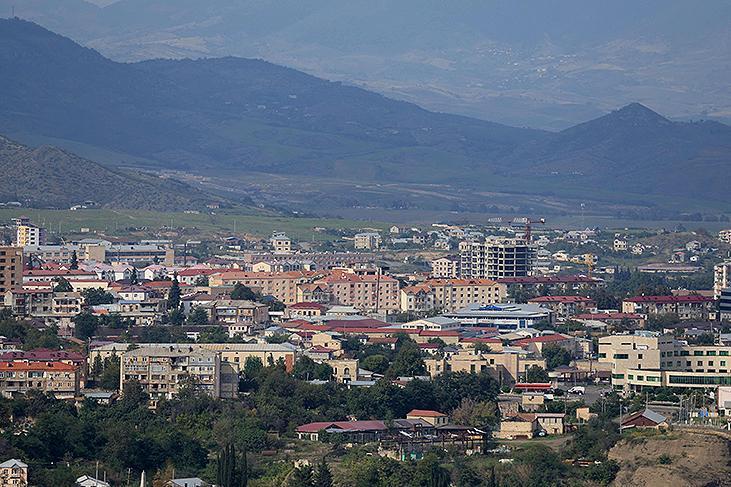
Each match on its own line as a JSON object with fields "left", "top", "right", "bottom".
{"left": 430, "top": 256, "right": 459, "bottom": 278}
{"left": 599, "top": 332, "right": 731, "bottom": 390}
{"left": 0, "top": 360, "right": 80, "bottom": 399}
{"left": 354, "top": 232, "right": 382, "bottom": 250}
{"left": 719, "top": 230, "right": 731, "bottom": 245}
{"left": 622, "top": 295, "right": 716, "bottom": 320}
{"left": 105, "top": 244, "right": 174, "bottom": 266}
{"left": 301, "top": 269, "right": 399, "bottom": 312}
{"left": 0, "top": 247, "right": 22, "bottom": 294}
{"left": 497, "top": 275, "right": 605, "bottom": 295}
{"left": 93, "top": 342, "right": 296, "bottom": 376}
{"left": 714, "top": 261, "right": 731, "bottom": 299}
{"left": 3, "top": 287, "right": 53, "bottom": 316}
{"left": 200, "top": 299, "right": 269, "bottom": 327}
{"left": 120, "top": 346, "right": 222, "bottom": 404}
{"left": 459, "top": 238, "right": 534, "bottom": 280}
{"left": 209, "top": 271, "right": 313, "bottom": 304}
{"left": 721, "top": 288, "right": 731, "bottom": 321}
{"left": 14, "top": 217, "right": 45, "bottom": 247}
{"left": 400, "top": 279, "right": 507, "bottom": 313}
{"left": 270, "top": 233, "right": 292, "bottom": 253}
{"left": 425, "top": 350, "right": 546, "bottom": 384}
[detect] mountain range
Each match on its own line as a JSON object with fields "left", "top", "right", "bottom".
{"left": 2, "top": 0, "right": 729, "bottom": 129}
{"left": 0, "top": 19, "right": 729, "bottom": 213}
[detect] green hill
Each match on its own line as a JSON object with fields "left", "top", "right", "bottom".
{"left": 0, "top": 135, "right": 219, "bottom": 210}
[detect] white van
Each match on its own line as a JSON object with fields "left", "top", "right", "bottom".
{"left": 568, "top": 386, "right": 585, "bottom": 395}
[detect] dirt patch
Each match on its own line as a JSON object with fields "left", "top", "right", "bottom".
{"left": 609, "top": 431, "right": 731, "bottom": 487}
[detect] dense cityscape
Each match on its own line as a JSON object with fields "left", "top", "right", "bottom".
{"left": 0, "top": 214, "right": 730, "bottom": 485}
{"left": 0, "top": 1, "right": 730, "bottom": 486}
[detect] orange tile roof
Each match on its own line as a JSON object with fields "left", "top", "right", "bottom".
{"left": 0, "top": 361, "right": 77, "bottom": 372}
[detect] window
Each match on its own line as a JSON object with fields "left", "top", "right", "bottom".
{"left": 613, "top": 354, "right": 629, "bottom": 359}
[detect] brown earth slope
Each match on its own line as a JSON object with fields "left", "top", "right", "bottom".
{"left": 609, "top": 430, "right": 731, "bottom": 487}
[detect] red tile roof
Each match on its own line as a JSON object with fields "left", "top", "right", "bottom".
{"left": 0, "top": 361, "right": 77, "bottom": 372}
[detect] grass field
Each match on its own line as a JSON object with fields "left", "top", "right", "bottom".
{"left": 0, "top": 208, "right": 390, "bottom": 241}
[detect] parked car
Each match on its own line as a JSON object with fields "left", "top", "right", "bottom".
{"left": 568, "top": 386, "right": 585, "bottom": 395}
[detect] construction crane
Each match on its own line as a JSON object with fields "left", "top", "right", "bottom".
{"left": 523, "top": 218, "right": 545, "bottom": 243}
{"left": 570, "top": 253, "right": 596, "bottom": 277}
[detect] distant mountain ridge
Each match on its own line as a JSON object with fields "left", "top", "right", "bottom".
{"left": 0, "top": 19, "right": 729, "bottom": 210}
{"left": 2, "top": 0, "right": 729, "bottom": 129}
{"left": 0, "top": 135, "right": 217, "bottom": 210}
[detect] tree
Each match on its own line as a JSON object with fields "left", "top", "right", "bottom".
{"left": 168, "top": 308, "right": 185, "bottom": 326}
{"left": 360, "top": 354, "right": 390, "bottom": 375}
{"left": 187, "top": 307, "right": 209, "bottom": 326}
{"left": 451, "top": 397, "right": 498, "bottom": 427}
{"left": 82, "top": 288, "right": 115, "bottom": 306}
{"left": 260, "top": 295, "right": 285, "bottom": 312}
{"left": 129, "top": 267, "right": 139, "bottom": 285}
{"left": 287, "top": 465, "right": 313, "bottom": 487}
{"left": 542, "top": 344, "right": 572, "bottom": 370}
{"left": 53, "top": 277, "right": 73, "bottom": 292}
{"left": 73, "top": 311, "right": 98, "bottom": 340}
{"left": 231, "top": 283, "right": 258, "bottom": 301}
{"left": 99, "top": 355, "right": 121, "bottom": 390}
{"left": 168, "top": 276, "right": 181, "bottom": 310}
{"left": 526, "top": 365, "right": 549, "bottom": 383}
{"left": 216, "top": 444, "right": 247, "bottom": 487}
{"left": 194, "top": 275, "right": 209, "bottom": 286}
{"left": 69, "top": 250, "right": 79, "bottom": 270}
{"left": 293, "top": 357, "right": 332, "bottom": 381}
{"left": 312, "top": 458, "right": 333, "bottom": 487}
{"left": 387, "top": 338, "right": 425, "bottom": 378}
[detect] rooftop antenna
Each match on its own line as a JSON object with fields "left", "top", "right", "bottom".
{"left": 11, "top": 5, "right": 15, "bottom": 18}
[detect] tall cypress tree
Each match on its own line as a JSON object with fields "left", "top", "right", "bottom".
{"left": 168, "top": 274, "right": 181, "bottom": 310}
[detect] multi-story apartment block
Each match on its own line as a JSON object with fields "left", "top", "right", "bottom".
{"left": 120, "top": 346, "right": 222, "bottom": 404}
{"left": 209, "top": 271, "right": 313, "bottom": 305}
{"left": 718, "top": 229, "right": 731, "bottom": 245}
{"left": 3, "top": 287, "right": 53, "bottom": 316}
{"left": 714, "top": 261, "right": 731, "bottom": 299}
{"left": 14, "top": 217, "right": 45, "bottom": 247}
{"left": 400, "top": 279, "right": 506, "bottom": 313}
{"left": 0, "top": 360, "right": 80, "bottom": 399}
{"left": 622, "top": 295, "right": 716, "bottom": 320}
{"left": 720, "top": 288, "right": 731, "bottom": 321}
{"left": 497, "top": 275, "right": 605, "bottom": 296}
{"left": 105, "top": 244, "right": 174, "bottom": 266}
{"left": 430, "top": 256, "right": 459, "bottom": 278}
{"left": 354, "top": 232, "right": 382, "bottom": 250}
{"left": 93, "top": 342, "right": 296, "bottom": 376}
{"left": 299, "top": 269, "right": 400, "bottom": 312}
{"left": 0, "top": 247, "right": 22, "bottom": 294}
{"left": 200, "top": 299, "right": 269, "bottom": 327}
{"left": 425, "top": 350, "right": 546, "bottom": 384}
{"left": 459, "top": 238, "right": 534, "bottom": 279}
{"left": 270, "top": 232, "right": 292, "bottom": 253}
{"left": 599, "top": 332, "right": 731, "bottom": 390}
